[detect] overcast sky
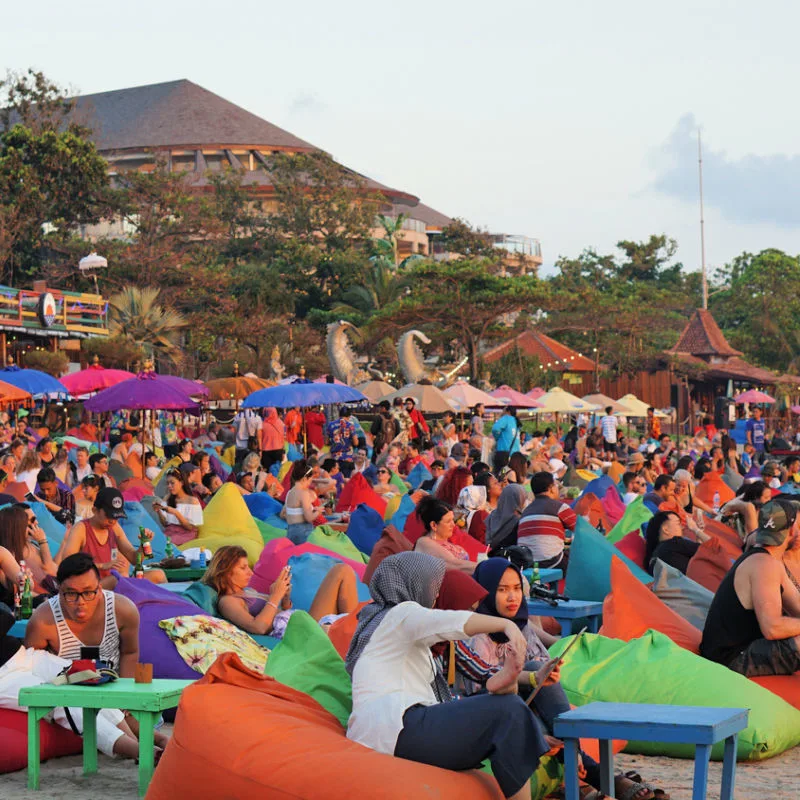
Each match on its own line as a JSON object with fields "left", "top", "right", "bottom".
{"left": 4, "top": 0, "right": 799, "bottom": 275}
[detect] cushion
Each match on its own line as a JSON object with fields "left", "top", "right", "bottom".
{"left": 121, "top": 501, "right": 167, "bottom": 560}
{"left": 549, "top": 630, "right": 800, "bottom": 760}
{"left": 119, "top": 478, "right": 155, "bottom": 503}
{"left": 159, "top": 614, "right": 270, "bottom": 675}
{"left": 572, "top": 492, "right": 611, "bottom": 533}
{"left": 685, "top": 537, "right": 735, "bottom": 593}
{"left": 383, "top": 493, "right": 403, "bottom": 522}
{"left": 606, "top": 497, "right": 653, "bottom": 545}
{"left": 363, "top": 524, "right": 413, "bottom": 584}
{"left": 182, "top": 580, "right": 219, "bottom": 615}
{"left": 336, "top": 472, "right": 387, "bottom": 518}
{"left": 264, "top": 611, "right": 352, "bottom": 727}
{"left": 614, "top": 530, "right": 647, "bottom": 570}
{"left": 694, "top": 472, "right": 735, "bottom": 507}
{"left": 565, "top": 517, "right": 652, "bottom": 602}
{"left": 406, "top": 462, "right": 432, "bottom": 490}
{"left": 651, "top": 558, "right": 713, "bottom": 630}
{"left": 28, "top": 501, "right": 65, "bottom": 551}
{"left": 389, "top": 493, "right": 417, "bottom": 533}
{"left": 0, "top": 708, "right": 81, "bottom": 774}
{"left": 326, "top": 604, "right": 368, "bottom": 659}
{"left": 600, "top": 489, "right": 625, "bottom": 526}
{"left": 308, "top": 525, "right": 368, "bottom": 564}
{"left": 243, "top": 492, "right": 283, "bottom": 521}
{"left": 146, "top": 653, "right": 503, "bottom": 800}
{"left": 600, "top": 557, "right": 701, "bottom": 653}
{"left": 581, "top": 475, "right": 616, "bottom": 500}
{"left": 403, "top": 509, "right": 426, "bottom": 545}
{"left": 704, "top": 518, "right": 743, "bottom": 557}
{"left": 345, "top": 504, "right": 384, "bottom": 556}
{"left": 108, "top": 459, "right": 133, "bottom": 486}
{"left": 286, "top": 553, "right": 371, "bottom": 612}
{"left": 255, "top": 518, "right": 287, "bottom": 544}
{"left": 139, "top": 494, "right": 165, "bottom": 530}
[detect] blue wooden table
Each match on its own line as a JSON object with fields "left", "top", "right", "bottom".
{"left": 553, "top": 702, "right": 748, "bottom": 800}
{"left": 526, "top": 598, "right": 603, "bottom": 636}
{"left": 522, "top": 567, "right": 563, "bottom": 590}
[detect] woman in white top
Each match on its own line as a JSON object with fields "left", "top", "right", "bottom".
{"left": 280, "top": 459, "right": 317, "bottom": 545}
{"left": 153, "top": 469, "right": 203, "bottom": 547}
{"left": 16, "top": 449, "right": 41, "bottom": 493}
{"left": 346, "top": 552, "right": 547, "bottom": 800}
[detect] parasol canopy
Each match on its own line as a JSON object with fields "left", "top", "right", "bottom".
{"left": 378, "top": 383, "right": 456, "bottom": 414}
{"left": 0, "top": 365, "right": 68, "bottom": 398}
{"left": 60, "top": 364, "right": 134, "bottom": 395}
{"left": 526, "top": 387, "right": 546, "bottom": 399}
{"left": 242, "top": 382, "right": 366, "bottom": 409}
{"left": 355, "top": 380, "right": 397, "bottom": 403}
{"left": 582, "top": 393, "right": 632, "bottom": 414}
{"left": 442, "top": 380, "right": 498, "bottom": 412}
{"left": 535, "top": 386, "right": 598, "bottom": 414}
{"left": 615, "top": 393, "right": 669, "bottom": 417}
{"left": 0, "top": 380, "right": 32, "bottom": 403}
{"left": 84, "top": 372, "right": 201, "bottom": 412}
{"left": 487, "top": 385, "right": 542, "bottom": 408}
{"left": 733, "top": 389, "right": 776, "bottom": 405}
{"left": 205, "top": 375, "right": 274, "bottom": 401}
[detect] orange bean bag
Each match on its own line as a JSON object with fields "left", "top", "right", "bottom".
{"left": 686, "top": 537, "right": 735, "bottom": 593}
{"left": 326, "top": 602, "right": 371, "bottom": 659}
{"left": 0, "top": 708, "right": 81, "bottom": 774}
{"left": 600, "top": 557, "right": 701, "bottom": 653}
{"left": 147, "top": 653, "right": 503, "bottom": 800}
{"left": 126, "top": 449, "right": 144, "bottom": 479}
{"left": 573, "top": 492, "right": 611, "bottom": 533}
{"left": 694, "top": 472, "right": 734, "bottom": 508}
{"left": 704, "top": 518, "right": 743, "bottom": 556}
{"left": 752, "top": 675, "right": 800, "bottom": 711}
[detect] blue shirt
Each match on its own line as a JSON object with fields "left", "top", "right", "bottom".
{"left": 745, "top": 418, "right": 766, "bottom": 452}
{"left": 491, "top": 415, "right": 520, "bottom": 453}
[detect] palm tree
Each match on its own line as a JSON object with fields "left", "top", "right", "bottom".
{"left": 375, "top": 213, "right": 406, "bottom": 266}
{"left": 108, "top": 286, "right": 188, "bottom": 366}
{"left": 333, "top": 260, "right": 414, "bottom": 317}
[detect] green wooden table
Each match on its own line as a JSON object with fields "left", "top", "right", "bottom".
{"left": 19, "top": 678, "right": 194, "bottom": 797}
{"left": 162, "top": 566, "right": 206, "bottom": 582}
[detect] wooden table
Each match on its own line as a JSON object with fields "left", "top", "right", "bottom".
{"left": 20, "top": 678, "right": 194, "bottom": 797}
{"left": 526, "top": 597, "right": 604, "bottom": 636}
{"left": 554, "top": 702, "right": 748, "bottom": 800}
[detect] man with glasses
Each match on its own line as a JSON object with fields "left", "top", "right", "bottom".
{"left": 89, "top": 452, "right": 116, "bottom": 488}
{"left": 622, "top": 471, "right": 647, "bottom": 505}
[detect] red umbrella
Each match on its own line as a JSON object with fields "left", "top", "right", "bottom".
{"left": 487, "top": 385, "right": 542, "bottom": 408}
{"left": 61, "top": 364, "right": 134, "bottom": 395}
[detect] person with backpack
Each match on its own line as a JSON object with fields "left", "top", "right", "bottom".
{"left": 370, "top": 401, "right": 400, "bottom": 463}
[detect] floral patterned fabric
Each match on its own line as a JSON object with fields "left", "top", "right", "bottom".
{"left": 158, "top": 615, "right": 270, "bottom": 675}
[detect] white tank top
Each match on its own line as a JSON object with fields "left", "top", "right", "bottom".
{"left": 48, "top": 590, "right": 121, "bottom": 670}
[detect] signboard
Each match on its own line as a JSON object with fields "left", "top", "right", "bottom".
{"left": 38, "top": 293, "right": 57, "bottom": 328}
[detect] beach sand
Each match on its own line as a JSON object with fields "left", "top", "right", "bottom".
{"left": 3, "top": 749, "right": 797, "bottom": 799}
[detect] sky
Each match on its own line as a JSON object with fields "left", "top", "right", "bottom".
{"left": 4, "top": 0, "right": 800, "bottom": 275}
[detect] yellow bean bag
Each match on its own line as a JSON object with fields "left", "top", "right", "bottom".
{"left": 278, "top": 461, "right": 293, "bottom": 482}
{"left": 383, "top": 493, "right": 402, "bottom": 522}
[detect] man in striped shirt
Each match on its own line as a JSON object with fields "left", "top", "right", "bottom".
{"left": 517, "top": 471, "right": 577, "bottom": 570}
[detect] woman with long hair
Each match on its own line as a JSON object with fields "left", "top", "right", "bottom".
{"left": 280, "top": 459, "right": 318, "bottom": 544}
{"left": 435, "top": 465, "right": 473, "bottom": 507}
{"left": 153, "top": 468, "right": 203, "bottom": 546}
{"left": 0, "top": 505, "right": 55, "bottom": 601}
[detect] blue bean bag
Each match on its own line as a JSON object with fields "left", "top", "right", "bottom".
{"left": 287, "top": 553, "right": 371, "bottom": 613}
{"left": 406, "top": 462, "right": 432, "bottom": 491}
{"left": 580, "top": 475, "right": 617, "bottom": 500}
{"left": 121, "top": 501, "right": 167, "bottom": 560}
{"left": 345, "top": 504, "right": 384, "bottom": 556}
{"left": 28, "top": 502, "right": 65, "bottom": 550}
{"left": 389, "top": 493, "right": 416, "bottom": 533}
{"left": 287, "top": 444, "right": 303, "bottom": 462}
{"left": 244, "top": 492, "right": 283, "bottom": 521}
{"left": 263, "top": 513, "right": 287, "bottom": 530}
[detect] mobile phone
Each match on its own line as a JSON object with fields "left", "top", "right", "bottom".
{"left": 525, "top": 627, "right": 588, "bottom": 706}
{"left": 80, "top": 646, "right": 100, "bottom": 660}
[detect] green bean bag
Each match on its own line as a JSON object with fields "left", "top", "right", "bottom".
{"left": 565, "top": 517, "right": 652, "bottom": 602}
{"left": 309, "top": 524, "right": 369, "bottom": 564}
{"left": 606, "top": 497, "right": 652, "bottom": 545}
{"left": 255, "top": 518, "right": 287, "bottom": 544}
{"left": 549, "top": 630, "right": 800, "bottom": 760}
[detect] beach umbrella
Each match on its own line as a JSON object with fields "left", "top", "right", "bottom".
{"left": 582, "top": 393, "right": 632, "bottom": 414}
{"left": 487, "top": 385, "right": 542, "bottom": 408}
{"left": 733, "top": 389, "right": 776, "bottom": 405}
{"left": 205, "top": 375, "right": 274, "bottom": 401}
{"left": 378, "top": 383, "right": 456, "bottom": 413}
{"left": 0, "top": 380, "right": 31, "bottom": 403}
{"left": 60, "top": 364, "right": 134, "bottom": 395}
{"left": 0, "top": 364, "right": 68, "bottom": 398}
{"left": 526, "top": 387, "right": 546, "bottom": 399}
{"left": 443, "top": 380, "right": 498, "bottom": 412}
{"left": 156, "top": 375, "right": 208, "bottom": 399}
{"left": 84, "top": 372, "right": 201, "bottom": 412}
{"left": 535, "top": 386, "right": 598, "bottom": 414}
{"left": 355, "top": 380, "right": 396, "bottom": 403}
{"left": 615, "top": 393, "right": 669, "bottom": 417}
{"left": 242, "top": 382, "right": 366, "bottom": 409}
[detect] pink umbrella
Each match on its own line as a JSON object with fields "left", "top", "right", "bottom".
{"left": 487, "top": 385, "right": 542, "bottom": 408}
{"left": 526, "top": 387, "right": 546, "bottom": 399}
{"left": 61, "top": 364, "right": 134, "bottom": 395}
{"left": 790, "top": 405, "right": 800, "bottom": 415}
{"left": 733, "top": 389, "right": 776, "bottom": 404}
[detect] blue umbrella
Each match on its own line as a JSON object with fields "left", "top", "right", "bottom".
{"left": 241, "top": 382, "right": 366, "bottom": 409}
{"left": 0, "top": 365, "right": 68, "bottom": 398}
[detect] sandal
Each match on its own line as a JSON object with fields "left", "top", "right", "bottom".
{"left": 622, "top": 772, "right": 670, "bottom": 800}
{"left": 616, "top": 778, "right": 654, "bottom": 800}
{"left": 579, "top": 783, "right": 609, "bottom": 800}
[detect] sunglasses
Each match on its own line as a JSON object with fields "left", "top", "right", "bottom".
{"left": 377, "top": 469, "right": 389, "bottom": 474}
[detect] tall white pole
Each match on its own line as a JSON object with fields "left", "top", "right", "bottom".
{"left": 698, "top": 130, "right": 708, "bottom": 310}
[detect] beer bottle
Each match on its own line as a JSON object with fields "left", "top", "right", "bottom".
{"left": 20, "top": 575, "right": 33, "bottom": 620}
{"left": 139, "top": 526, "right": 153, "bottom": 558}
{"left": 134, "top": 552, "right": 145, "bottom": 579}
{"left": 532, "top": 561, "right": 541, "bottom": 585}
{"left": 164, "top": 536, "right": 174, "bottom": 559}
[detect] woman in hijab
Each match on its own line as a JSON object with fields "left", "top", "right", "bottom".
{"left": 345, "top": 551, "right": 548, "bottom": 800}
{"left": 485, "top": 484, "right": 527, "bottom": 553}
{"left": 456, "top": 484, "right": 488, "bottom": 542}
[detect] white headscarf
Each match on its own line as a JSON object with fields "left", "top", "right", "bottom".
{"left": 457, "top": 485, "right": 487, "bottom": 528}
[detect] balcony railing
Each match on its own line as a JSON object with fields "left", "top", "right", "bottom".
{"left": 0, "top": 286, "right": 108, "bottom": 337}
{"left": 490, "top": 234, "right": 542, "bottom": 259}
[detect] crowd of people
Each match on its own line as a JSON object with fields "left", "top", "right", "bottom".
{"left": 1, "top": 395, "right": 799, "bottom": 797}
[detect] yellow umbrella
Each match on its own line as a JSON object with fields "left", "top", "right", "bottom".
{"left": 379, "top": 383, "right": 456, "bottom": 413}
{"left": 615, "top": 393, "right": 669, "bottom": 418}
{"left": 582, "top": 393, "right": 633, "bottom": 414}
{"left": 355, "top": 380, "right": 396, "bottom": 403}
{"left": 535, "top": 386, "right": 599, "bottom": 414}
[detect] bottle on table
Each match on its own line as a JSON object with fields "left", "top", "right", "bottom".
{"left": 13, "top": 584, "right": 21, "bottom": 620}
{"left": 139, "top": 526, "right": 153, "bottom": 558}
{"left": 164, "top": 536, "right": 174, "bottom": 559}
{"left": 20, "top": 575, "right": 33, "bottom": 620}
{"left": 198, "top": 550, "right": 207, "bottom": 569}
{"left": 532, "top": 561, "right": 541, "bottom": 585}
{"left": 134, "top": 553, "right": 145, "bottom": 579}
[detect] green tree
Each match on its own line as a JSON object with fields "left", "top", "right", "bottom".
{"left": 439, "top": 218, "right": 499, "bottom": 259}
{"left": 481, "top": 348, "right": 557, "bottom": 393}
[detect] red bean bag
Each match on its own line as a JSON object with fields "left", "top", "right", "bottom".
{"left": 0, "top": 708, "right": 81, "bottom": 774}
{"left": 147, "top": 653, "right": 503, "bottom": 800}
{"left": 752, "top": 675, "right": 800, "bottom": 711}
{"left": 336, "top": 473, "right": 387, "bottom": 518}
{"left": 614, "top": 530, "right": 647, "bottom": 570}
{"left": 704, "top": 519, "right": 743, "bottom": 557}
{"left": 686, "top": 537, "right": 735, "bottom": 593}
{"left": 363, "top": 524, "right": 412, "bottom": 584}
{"left": 119, "top": 477, "right": 155, "bottom": 502}
{"left": 403, "top": 510, "right": 426, "bottom": 545}
{"left": 600, "top": 557, "right": 702, "bottom": 653}
{"left": 573, "top": 492, "right": 611, "bottom": 533}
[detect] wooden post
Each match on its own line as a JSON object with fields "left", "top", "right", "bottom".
{"left": 0, "top": 332, "right": 6, "bottom": 367}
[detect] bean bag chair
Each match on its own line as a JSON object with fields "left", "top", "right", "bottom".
{"left": 600, "top": 489, "right": 625, "bottom": 526}
{"left": 685, "top": 537, "right": 735, "bottom": 593}
{"left": 363, "top": 524, "right": 412, "bottom": 584}
{"left": 0, "top": 708, "right": 81, "bottom": 774}
{"left": 389, "top": 471, "right": 407, "bottom": 492}
{"left": 243, "top": 492, "right": 283, "bottom": 521}
{"left": 139, "top": 494, "right": 165, "bottom": 531}
{"left": 383, "top": 492, "right": 403, "bottom": 522}
{"left": 113, "top": 574, "right": 202, "bottom": 680}
{"left": 614, "top": 530, "right": 647, "bottom": 570}
{"left": 122, "top": 501, "right": 166, "bottom": 560}
{"left": 180, "top": 483, "right": 264, "bottom": 566}
{"left": 574, "top": 468, "right": 599, "bottom": 484}
{"left": 704, "top": 518, "right": 743, "bottom": 555}
{"left": 278, "top": 460, "right": 293, "bottom": 482}
{"left": 345, "top": 504, "right": 384, "bottom": 556}
{"left": 4, "top": 480, "right": 29, "bottom": 502}
{"left": 607, "top": 460, "right": 625, "bottom": 485}
{"left": 263, "top": 513, "right": 287, "bottom": 530}
{"left": 250, "top": 540, "right": 366, "bottom": 594}
{"left": 451, "top": 528, "right": 486, "bottom": 560}
{"left": 407, "top": 461, "right": 432, "bottom": 490}
{"left": 254, "top": 518, "right": 287, "bottom": 544}
{"left": 549, "top": 630, "right": 800, "bottom": 760}
{"left": 752, "top": 675, "right": 800, "bottom": 712}
{"left": 335, "top": 472, "right": 387, "bottom": 518}
{"left": 694, "top": 471, "right": 735, "bottom": 507}
{"left": 564, "top": 517, "right": 652, "bottom": 602}
{"left": 146, "top": 652, "right": 504, "bottom": 800}
{"left": 327, "top": 604, "right": 369, "bottom": 659}
{"left": 389, "top": 492, "right": 419, "bottom": 534}
{"left": 582, "top": 475, "right": 616, "bottom": 500}
{"left": 108, "top": 459, "right": 133, "bottom": 486}
{"left": 572, "top": 492, "right": 611, "bottom": 533}
{"left": 287, "top": 443, "right": 303, "bottom": 461}
{"left": 308, "top": 524, "right": 368, "bottom": 564}
{"left": 403, "top": 508, "right": 426, "bottom": 545}
{"left": 651, "top": 558, "right": 713, "bottom": 630}
{"left": 126, "top": 449, "right": 144, "bottom": 479}
{"left": 28, "top": 501, "right": 65, "bottom": 550}
{"left": 600, "top": 557, "right": 701, "bottom": 653}
{"left": 119, "top": 478, "right": 155, "bottom": 503}
{"left": 286, "top": 552, "right": 370, "bottom": 612}
{"left": 606, "top": 497, "right": 653, "bottom": 545}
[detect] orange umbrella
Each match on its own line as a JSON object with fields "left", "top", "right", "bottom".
{"left": 205, "top": 375, "right": 275, "bottom": 401}
{"left": 0, "top": 379, "right": 32, "bottom": 404}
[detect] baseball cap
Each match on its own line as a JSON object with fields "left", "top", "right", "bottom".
{"left": 179, "top": 462, "right": 199, "bottom": 476}
{"left": 451, "top": 443, "right": 466, "bottom": 459}
{"left": 754, "top": 500, "right": 799, "bottom": 547}
{"left": 95, "top": 487, "right": 127, "bottom": 520}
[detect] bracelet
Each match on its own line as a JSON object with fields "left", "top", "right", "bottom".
{"left": 528, "top": 672, "right": 537, "bottom": 688}
{"left": 266, "top": 601, "right": 279, "bottom": 610}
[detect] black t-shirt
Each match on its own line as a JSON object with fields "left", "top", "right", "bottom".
{"left": 650, "top": 537, "right": 700, "bottom": 574}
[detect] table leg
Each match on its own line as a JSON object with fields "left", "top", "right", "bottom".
{"left": 563, "top": 738, "right": 580, "bottom": 800}
{"left": 588, "top": 615, "right": 600, "bottom": 634}
{"left": 82, "top": 708, "right": 98, "bottom": 775}
{"left": 27, "top": 707, "right": 49, "bottom": 790}
{"left": 133, "top": 710, "right": 156, "bottom": 798}
{"left": 692, "top": 743, "right": 711, "bottom": 800}
{"left": 598, "top": 739, "right": 614, "bottom": 796}
{"left": 720, "top": 734, "right": 738, "bottom": 800}
{"left": 560, "top": 619, "right": 573, "bottom": 637}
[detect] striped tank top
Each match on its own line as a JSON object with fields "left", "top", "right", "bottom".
{"left": 48, "top": 591, "right": 121, "bottom": 670}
